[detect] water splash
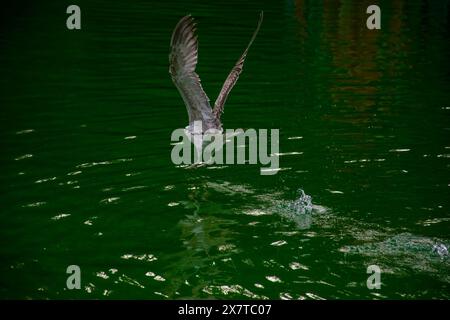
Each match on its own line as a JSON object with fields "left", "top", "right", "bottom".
{"left": 273, "top": 189, "right": 327, "bottom": 230}
{"left": 287, "top": 189, "right": 313, "bottom": 215}
{"left": 432, "top": 243, "right": 449, "bottom": 259}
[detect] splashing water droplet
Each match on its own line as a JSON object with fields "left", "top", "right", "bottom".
{"left": 288, "top": 189, "right": 313, "bottom": 214}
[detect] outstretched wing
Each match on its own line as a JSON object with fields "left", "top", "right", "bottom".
{"left": 169, "top": 15, "right": 215, "bottom": 125}
{"left": 213, "top": 11, "right": 263, "bottom": 120}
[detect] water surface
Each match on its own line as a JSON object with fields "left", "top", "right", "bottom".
{"left": 0, "top": 0, "right": 449, "bottom": 299}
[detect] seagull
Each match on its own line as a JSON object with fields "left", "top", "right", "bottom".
{"left": 169, "top": 11, "right": 263, "bottom": 135}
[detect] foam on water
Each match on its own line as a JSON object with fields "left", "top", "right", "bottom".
{"left": 340, "top": 233, "right": 450, "bottom": 282}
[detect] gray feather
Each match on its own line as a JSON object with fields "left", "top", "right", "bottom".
{"left": 212, "top": 11, "right": 263, "bottom": 123}
{"left": 169, "top": 15, "right": 216, "bottom": 131}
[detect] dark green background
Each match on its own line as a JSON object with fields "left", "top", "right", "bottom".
{"left": 0, "top": 0, "right": 449, "bottom": 299}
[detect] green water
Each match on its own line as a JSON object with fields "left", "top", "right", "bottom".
{"left": 1, "top": 0, "right": 449, "bottom": 299}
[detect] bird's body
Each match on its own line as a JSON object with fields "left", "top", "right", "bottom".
{"left": 169, "top": 12, "right": 263, "bottom": 134}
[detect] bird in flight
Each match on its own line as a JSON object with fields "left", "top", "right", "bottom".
{"left": 169, "top": 11, "right": 263, "bottom": 135}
